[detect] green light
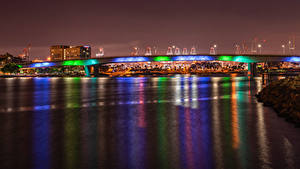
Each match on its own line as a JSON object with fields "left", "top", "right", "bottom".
{"left": 154, "top": 56, "right": 171, "bottom": 62}
{"left": 17, "top": 65, "right": 22, "bottom": 68}
{"left": 62, "top": 59, "right": 99, "bottom": 66}
{"left": 62, "top": 60, "right": 83, "bottom": 66}
{"left": 233, "top": 56, "right": 255, "bottom": 63}
{"left": 218, "top": 56, "right": 233, "bottom": 61}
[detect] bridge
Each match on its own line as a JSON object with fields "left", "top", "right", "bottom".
{"left": 22, "top": 54, "right": 300, "bottom": 77}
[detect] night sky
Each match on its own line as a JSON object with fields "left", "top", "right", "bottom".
{"left": 1, "top": 0, "right": 300, "bottom": 59}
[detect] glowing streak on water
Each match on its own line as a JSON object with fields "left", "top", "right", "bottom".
{"left": 231, "top": 76, "right": 240, "bottom": 149}
{"left": 191, "top": 76, "right": 198, "bottom": 109}
{"left": 184, "top": 77, "right": 189, "bottom": 107}
{"left": 257, "top": 100, "right": 271, "bottom": 168}
{"left": 211, "top": 77, "right": 224, "bottom": 168}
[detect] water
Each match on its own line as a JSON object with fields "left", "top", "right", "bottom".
{"left": 0, "top": 76, "right": 299, "bottom": 169}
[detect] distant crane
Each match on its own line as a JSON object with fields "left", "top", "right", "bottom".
{"left": 241, "top": 41, "right": 249, "bottom": 54}
{"left": 166, "top": 46, "right": 173, "bottom": 55}
{"left": 190, "top": 47, "right": 196, "bottom": 55}
{"left": 209, "top": 47, "right": 216, "bottom": 55}
{"left": 288, "top": 36, "right": 296, "bottom": 55}
{"left": 18, "top": 44, "right": 31, "bottom": 61}
{"left": 251, "top": 38, "right": 258, "bottom": 54}
{"left": 130, "top": 47, "right": 139, "bottom": 56}
{"left": 145, "top": 47, "right": 152, "bottom": 56}
{"left": 182, "top": 48, "right": 188, "bottom": 55}
{"left": 174, "top": 48, "right": 181, "bottom": 55}
{"left": 234, "top": 44, "right": 241, "bottom": 54}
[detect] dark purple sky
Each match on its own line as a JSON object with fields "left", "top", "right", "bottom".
{"left": 1, "top": 0, "right": 300, "bottom": 59}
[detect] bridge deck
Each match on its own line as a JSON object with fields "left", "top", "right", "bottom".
{"left": 22, "top": 54, "right": 300, "bottom": 68}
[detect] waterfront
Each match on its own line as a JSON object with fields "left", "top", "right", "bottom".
{"left": 0, "top": 76, "right": 300, "bottom": 169}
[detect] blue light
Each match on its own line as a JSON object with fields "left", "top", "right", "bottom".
{"left": 172, "top": 55, "right": 214, "bottom": 61}
{"left": 284, "top": 56, "right": 300, "bottom": 62}
{"left": 113, "top": 57, "right": 149, "bottom": 63}
{"left": 30, "top": 62, "right": 56, "bottom": 68}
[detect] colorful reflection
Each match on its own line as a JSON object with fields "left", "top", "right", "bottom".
{"left": 0, "top": 76, "right": 300, "bottom": 169}
{"left": 33, "top": 78, "right": 51, "bottom": 169}
{"left": 64, "top": 78, "right": 81, "bottom": 169}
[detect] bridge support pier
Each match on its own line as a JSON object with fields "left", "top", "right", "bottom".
{"left": 84, "top": 66, "right": 90, "bottom": 77}
{"left": 93, "top": 65, "right": 100, "bottom": 77}
{"left": 248, "top": 63, "right": 257, "bottom": 77}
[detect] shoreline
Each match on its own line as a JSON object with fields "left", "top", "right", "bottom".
{"left": 0, "top": 72, "right": 248, "bottom": 78}
{"left": 256, "top": 76, "right": 300, "bottom": 126}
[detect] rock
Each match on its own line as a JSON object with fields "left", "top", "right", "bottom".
{"left": 256, "top": 76, "right": 300, "bottom": 125}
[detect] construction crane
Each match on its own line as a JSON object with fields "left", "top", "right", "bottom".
{"left": 190, "top": 47, "right": 196, "bottom": 55}
{"left": 288, "top": 35, "right": 296, "bottom": 55}
{"left": 18, "top": 44, "right": 31, "bottom": 61}
{"left": 166, "top": 46, "right": 173, "bottom": 55}
{"left": 145, "top": 47, "right": 152, "bottom": 56}
{"left": 130, "top": 47, "right": 139, "bottom": 56}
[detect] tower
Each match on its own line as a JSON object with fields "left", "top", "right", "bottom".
{"left": 96, "top": 47, "right": 104, "bottom": 57}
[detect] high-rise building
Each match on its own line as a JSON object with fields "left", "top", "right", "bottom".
{"left": 50, "top": 45, "right": 91, "bottom": 61}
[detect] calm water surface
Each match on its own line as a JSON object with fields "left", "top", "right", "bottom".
{"left": 0, "top": 76, "right": 299, "bottom": 169}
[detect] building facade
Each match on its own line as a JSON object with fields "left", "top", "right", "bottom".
{"left": 50, "top": 45, "right": 91, "bottom": 61}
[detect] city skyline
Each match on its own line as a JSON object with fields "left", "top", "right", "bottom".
{"left": 1, "top": 0, "right": 300, "bottom": 58}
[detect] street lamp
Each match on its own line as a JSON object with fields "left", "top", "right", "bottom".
{"left": 213, "top": 44, "right": 217, "bottom": 54}
{"left": 258, "top": 44, "right": 262, "bottom": 54}
{"left": 282, "top": 45, "right": 285, "bottom": 55}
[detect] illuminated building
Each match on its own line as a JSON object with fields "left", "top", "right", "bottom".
{"left": 50, "top": 45, "right": 91, "bottom": 61}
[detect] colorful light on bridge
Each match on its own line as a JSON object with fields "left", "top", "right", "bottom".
{"left": 29, "top": 62, "right": 56, "bottom": 68}
{"left": 218, "top": 56, "right": 233, "bottom": 61}
{"left": 284, "top": 57, "right": 300, "bottom": 62}
{"left": 62, "top": 60, "right": 85, "bottom": 66}
{"left": 62, "top": 59, "right": 99, "bottom": 66}
{"left": 154, "top": 56, "right": 171, "bottom": 62}
{"left": 172, "top": 55, "right": 214, "bottom": 61}
{"left": 232, "top": 56, "right": 255, "bottom": 63}
{"left": 113, "top": 57, "right": 149, "bottom": 63}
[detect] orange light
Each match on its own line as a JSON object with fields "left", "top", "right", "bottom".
{"left": 47, "top": 57, "right": 51, "bottom": 61}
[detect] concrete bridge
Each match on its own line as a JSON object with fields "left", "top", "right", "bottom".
{"left": 22, "top": 54, "right": 300, "bottom": 77}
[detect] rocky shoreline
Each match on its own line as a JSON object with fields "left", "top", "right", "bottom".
{"left": 256, "top": 76, "right": 300, "bottom": 126}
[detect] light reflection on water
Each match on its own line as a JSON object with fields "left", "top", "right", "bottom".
{"left": 0, "top": 76, "right": 300, "bottom": 169}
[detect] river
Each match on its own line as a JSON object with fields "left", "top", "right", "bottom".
{"left": 0, "top": 76, "right": 299, "bottom": 169}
